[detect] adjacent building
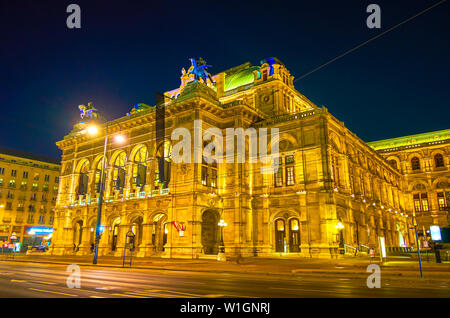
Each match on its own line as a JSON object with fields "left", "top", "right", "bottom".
{"left": 49, "top": 58, "right": 449, "bottom": 259}
{"left": 0, "top": 147, "right": 60, "bottom": 251}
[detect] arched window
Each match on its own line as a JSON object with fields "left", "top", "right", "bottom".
{"left": 132, "top": 147, "right": 148, "bottom": 188}
{"left": 434, "top": 154, "right": 444, "bottom": 168}
{"left": 112, "top": 152, "right": 126, "bottom": 192}
{"left": 155, "top": 141, "right": 171, "bottom": 189}
{"left": 411, "top": 157, "right": 420, "bottom": 171}
{"left": 388, "top": 159, "right": 398, "bottom": 170}
{"left": 77, "top": 161, "right": 89, "bottom": 196}
{"left": 94, "top": 158, "right": 104, "bottom": 193}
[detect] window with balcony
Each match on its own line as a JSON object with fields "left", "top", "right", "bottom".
{"left": 32, "top": 183, "right": 38, "bottom": 191}
{"left": 20, "top": 181, "right": 27, "bottom": 189}
{"left": 9, "top": 180, "right": 16, "bottom": 188}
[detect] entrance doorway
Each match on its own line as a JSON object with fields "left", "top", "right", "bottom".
{"left": 111, "top": 218, "right": 120, "bottom": 251}
{"left": 289, "top": 218, "right": 300, "bottom": 252}
{"left": 73, "top": 220, "right": 83, "bottom": 252}
{"left": 152, "top": 213, "right": 167, "bottom": 252}
{"left": 275, "top": 219, "right": 286, "bottom": 252}
{"left": 201, "top": 210, "right": 219, "bottom": 255}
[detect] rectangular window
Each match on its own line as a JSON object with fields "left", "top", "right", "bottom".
{"left": 437, "top": 192, "right": 446, "bottom": 210}
{"left": 23, "top": 171, "right": 28, "bottom": 178}
{"left": 413, "top": 194, "right": 421, "bottom": 212}
{"left": 49, "top": 216, "right": 54, "bottom": 224}
{"left": 21, "top": 181, "right": 27, "bottom": 189}
{"left": 9, "top": 180, "right": 16, "bottom": 188}
{"left": 7, "top": 191, "right": 14, "bottom": 199}
{"left": 6, "top": 202, "right": 12, "bottom": 210}
{"left": 11, "top": 170, "right": 17, "bottom": 177}
{"left": 27, "top": 214, "right": 34, "bottom": 223}
{"left": 262, "top": 70, "right": 268, "bottom": 81}
{"left": 201, "top": 166, "right": 208, "bottom": 186}
{"left": 0, "top": 168, "right": 4, "bottom": 175}
{"left": 286, "top": 166, "right": 294, "bottom": 186}
{"left": 43, "top": 184, "right": 49, "bottom": 192}
{"left": 0, "top": 178, "right": 3, "bottom": 186}
{"left": 45, "top": 175, "right": 50, "bottom": 182}
{"left": 32, "top": 183, "right": 38, "bottom": 191}
{"left": 421, "top": 193, "right": 429, "bottom": 212}
{"left": 33, "top": 173, "right": 39, "bottom": 180}
{"left": 55, "top": 176, "right": 59, "bottom": 183}
{"left": 211, "top": 169, "right": 217, "bottom": 188}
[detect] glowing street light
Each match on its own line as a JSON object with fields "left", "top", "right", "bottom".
{"left": 335, "top": 222, "right": 344, "bottom": 229}
{"left": 218, "top": 219, "right": 227, "bottom": 261}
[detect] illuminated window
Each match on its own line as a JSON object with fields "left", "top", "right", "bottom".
{"left": 437, "top": 192, "right": 446, "bottom": 210}
{"left": 290, "top": 218, "right": 299, "bottom": 231}
{"left": 32, "top": 183, "right": 38, "bottom": 191}
{"left": 201, "top": 146, "right": 218, "bottom": 188}
{"left": 413, "top": 194, "right": 421, "bottom": 212}
{"left": 20, "top": 181, "right": 27, "bottom": 189}
{"left": 421, "top": 193, "right": 429, "bottom": 212}
{"left": 112, "top": 153, "right": 126, "bottom": 192}
{"left": 9, "top": 180, "right": 15, "bottom": 188}
{"left": 411, "top": 157, "right": 420, "bottom": 171}
{"left": 285, "top": 156, "right": 295, "bottom": 186}
{"left": 276, "top": 219, "right": 285, "bottom": 231}
{"left": 43, "top": 184, "right": 48, "bottom": 192}
{"left": 274, "top": 157, "right": 283, "bottom": 187}
{"left": 434, "top": 154, "right": 444, "bottom": 168}
{"left": 0, "top": 178, "right": 3, "bottom": 186}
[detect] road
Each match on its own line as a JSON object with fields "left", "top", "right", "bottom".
{"left": 0, "top": 261, "right": 449, "bottom": 298}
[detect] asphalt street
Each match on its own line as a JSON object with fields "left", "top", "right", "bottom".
{"left": 0, "top": 261, "right": 449, "bottom": 298}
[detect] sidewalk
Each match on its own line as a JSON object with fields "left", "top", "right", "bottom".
{"left": 2, "top": 253, "right": 450, "bottom": 279}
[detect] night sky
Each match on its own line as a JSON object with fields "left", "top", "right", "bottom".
{"left": 1, "top": 0, "right": 449, "bottom": 159}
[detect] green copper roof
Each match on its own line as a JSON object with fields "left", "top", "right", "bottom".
{"left": 367, "top": 129, "right": 450, "bottom": 151}
{"left": 224, "top": 65, "right": 259, "bottom": 91}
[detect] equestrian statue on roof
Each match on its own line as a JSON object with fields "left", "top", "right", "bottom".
{"left": 187, "top": 57, "right": 215, "bottom": 85}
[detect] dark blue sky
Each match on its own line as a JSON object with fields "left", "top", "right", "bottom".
{"left": 1, "top": 0, "right": 449, "bottom": 159}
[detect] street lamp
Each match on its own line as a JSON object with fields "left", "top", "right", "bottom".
{"left": 217, "top": 219, "right": 227, "bottom": 261}
{"left": 86, "top": 123, "right": 126, "bottom": 265}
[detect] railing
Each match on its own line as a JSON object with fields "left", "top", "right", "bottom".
{"left": 344, "top": 244, "right": 358, "bottom": 256}
{"left": 252, "top": 108, "right": 321, "bottom": 128}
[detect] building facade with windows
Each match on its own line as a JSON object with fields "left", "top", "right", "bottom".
{"left": 0, "top": 147, "right": 60, "bottom": 251}
{"left": 48, "top": 58, "right": 448, "bottom": 259}
{"left": 368, "top": 130, "right": 450, "bottom": 241}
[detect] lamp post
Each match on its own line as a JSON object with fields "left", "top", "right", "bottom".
{"left": 86, "top": 123, "right": 125, "bottom": 265}
{"left": 217, "top": 219, "right": 227, "bottom": 261}
{"left": 410, "top": 215, "right": 423, "bottom": 278}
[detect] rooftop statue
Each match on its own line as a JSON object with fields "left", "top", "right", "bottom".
{"left": 78, "top": 102, "right": 99, "bottom": 121}
{"left": 187, "top": 57, "right": 215, "bottom": 85}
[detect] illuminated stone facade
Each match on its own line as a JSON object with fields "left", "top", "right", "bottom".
{"left": 368, "top": 130, "right": 450, "bottom": 239}
{"left": 49, "top": 58, "right": 447, "bottom": 259}
{"left": 0, "top": 148, "right": 60, "bottom": 250}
